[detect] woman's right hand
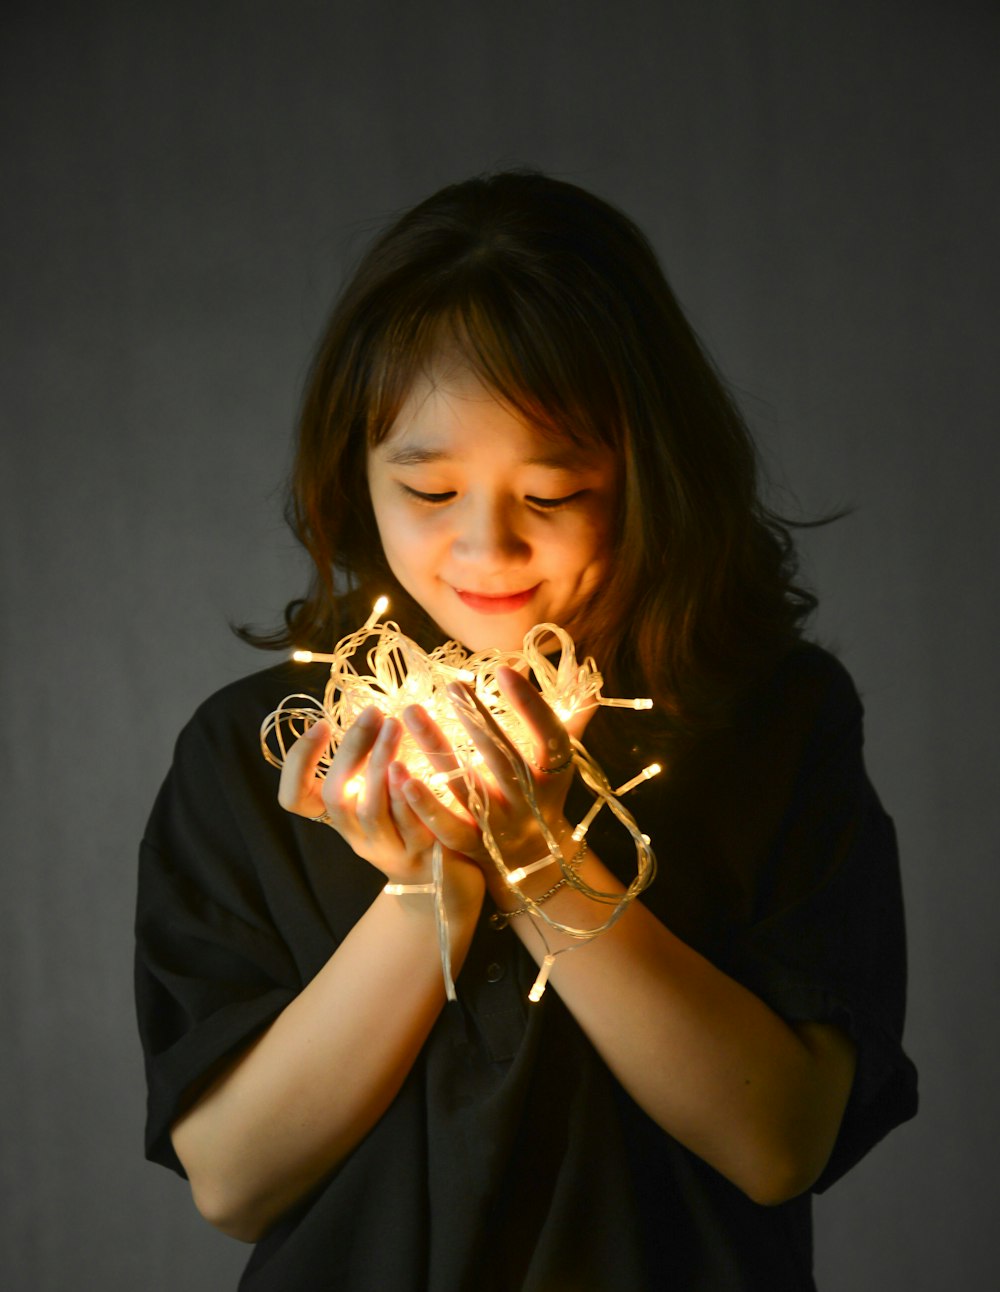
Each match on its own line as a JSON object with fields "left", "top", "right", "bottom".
{"left": 277, "top": 707, "right": 477, "bottom": 888}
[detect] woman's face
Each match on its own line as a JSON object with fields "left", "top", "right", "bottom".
{"left": 366, "top": 368, "right": 618, "bottom": 652}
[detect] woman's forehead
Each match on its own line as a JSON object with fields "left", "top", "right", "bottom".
{"left": 379, "top": 368, "right": 610, "bottom": 466}
{"left": 375, "top": 356, "right": 614, "bottom": 459}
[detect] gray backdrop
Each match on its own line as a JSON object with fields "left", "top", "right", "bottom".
{"left": 3, "top": 1, "right": 997, "bottom": 1288}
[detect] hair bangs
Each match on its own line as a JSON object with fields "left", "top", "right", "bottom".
{"left": 363, "top": 261, "right": 626, "bottom": 455}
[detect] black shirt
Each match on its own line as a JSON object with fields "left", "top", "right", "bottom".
{"left": 135, "top": 643, "right": 917, "bottom": 1290}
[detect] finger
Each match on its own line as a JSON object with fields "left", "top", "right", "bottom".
{"left": 355, "top": 715, "right": 402, "bottom": 830}
{"left": 497, "top": 666, "right": 573, "bottom": 773}
{"left": 401, "top": 702, "right": 468, "bottom": 799}
{"left": 317, "top": 707, "right": 382, "bottom": 804}
{"left": 278, "top": 718, "right": 335, "bottom": 817}
{"left": 446, "top": 682, "right": 526, "bottom": 793}
{"left": 399, "top": 771, "right": 483, "bottom": 857}
{"left": 386, "top": 760, "right": 435, "bottom": 854}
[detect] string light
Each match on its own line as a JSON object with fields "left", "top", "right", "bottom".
{"left": 505, "top": 855, "right": 559, "bottom": 886}
{"left": 528, "top": 953, "right": 556, "bottom": 1003}
{"left": 261, "top": 598, "right": 661, "bottom": 1002}
{"left": 571, "top": 763, "right": 661, "bottom": 842}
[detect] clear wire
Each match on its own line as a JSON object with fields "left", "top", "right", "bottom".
{"left": 261, "top": 603, "right": 660, "bottom": 1002}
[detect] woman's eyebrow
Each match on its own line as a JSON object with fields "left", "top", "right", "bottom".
{"left": 381, "top": 444, "right": 447, "bottom": 466}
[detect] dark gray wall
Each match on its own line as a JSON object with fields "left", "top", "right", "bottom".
{"left": 3, "top": 2, "right": 997, "bottom": 1287}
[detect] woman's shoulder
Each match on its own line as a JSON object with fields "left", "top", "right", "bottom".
{"left": 746, "top": 640, "right": 864, "bottom": 740}
{"left": 192, "top": 655, "right": 328, "bottom": 716}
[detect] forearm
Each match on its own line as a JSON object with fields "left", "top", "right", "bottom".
{"left": 172, "top": 864, "right": 484, "bottom": 1241}
{"left": 496, "top": 843, "right": 856, "bottom": 1205}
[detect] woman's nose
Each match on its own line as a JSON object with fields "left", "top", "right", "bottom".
{"left": 453, "top": 496, "right": 529, "bottom": 563}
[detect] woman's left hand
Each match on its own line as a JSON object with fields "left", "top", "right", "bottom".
{"left": 400, "top": 665, "right": 581, "bottom": 876}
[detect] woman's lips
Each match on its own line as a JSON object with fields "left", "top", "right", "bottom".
{"left": 453, "top": 585, "right": 539, "bottom": 614}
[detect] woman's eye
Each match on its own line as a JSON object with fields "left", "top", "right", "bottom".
{"left": 526, "top": 491, "right": 585, "bottom": 510}
{"left": 399, "top": 485, "right": 585, "bottom": 509}
{"left": 402, "top": 486, "right": 456, "bottom": 505}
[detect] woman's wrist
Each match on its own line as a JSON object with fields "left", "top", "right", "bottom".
{"left": 486, "top": 819, "right": 578, "bottom": 904}
{"left": 380, "top": 850, "right": 486, "bottom": 917}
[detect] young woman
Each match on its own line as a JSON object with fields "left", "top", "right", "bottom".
{"left": 136, "top": 171, "right": 917, "bottom": 1291}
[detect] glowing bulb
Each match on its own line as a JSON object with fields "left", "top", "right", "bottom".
{"left": 614, "top": 763, "right": 661, "bottom": 797}
{"left": 571, "top": 801, "right": 600, "bottom": 841}
{"left": 505, "top": 854, "right": 556, "bottom": 886}
{"left": 362, "top": 596, "right": 390, "bottom": 631}
{"left": 572, "top": 762, "right": 662, "bottom": 841}
{"left": 343, "top": 775, "right": 365, "bottom": 802}
{"left": 529, "top": 953, "right": 556, "bottom": 1003}
{"left": 262, "top": 615, "right": 660, "bottom": 1006}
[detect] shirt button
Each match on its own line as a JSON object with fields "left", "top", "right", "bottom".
{"left": 485, "top": 961, "right": 505, "bottom": 984}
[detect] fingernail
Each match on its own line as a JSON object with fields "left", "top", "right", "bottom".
{"left": 305, "top": 720, "right": 330, "bottom": 740}
{"left": 404, "top": 704, "right": 429, "bottom": 730}
{"left": 356, "top": 707, "right": 380, "bottom": 729}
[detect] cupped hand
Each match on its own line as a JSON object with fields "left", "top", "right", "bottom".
{"left": 277, "top": 706, "right": 478, "bottom": 887}
{"left": 400, "top": 666, "right": 580, "bottom": 876}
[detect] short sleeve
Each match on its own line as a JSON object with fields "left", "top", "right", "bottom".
{"left": 135, "top": 710, "right": 301, "bottom": 1176}
{"left": 724, "top": 656, "right": 918, "bottom": 1189}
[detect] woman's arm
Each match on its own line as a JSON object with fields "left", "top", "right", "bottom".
{"left": 402, "top": 669, "right": 857, "bottom": 1207}
{"left": 170, "top": 710, "right": 485, "bottom": 1243}
{"left": 171, "top": 870, "right": 483, "bottom": 1242}
{"left": 490, "top": 848, "right": 856, "bottom": 1206}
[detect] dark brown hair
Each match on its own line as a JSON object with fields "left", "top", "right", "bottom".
{"left": 243, "top": 171, "right": 817, "bottom": 730}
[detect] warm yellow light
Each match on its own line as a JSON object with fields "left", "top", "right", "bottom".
{"left": 572, "top": 762, "right": 661, "bottom": 841}
{"left": 362, "top": 596, "right": 391, "bottom": 631}
{"left": 344, "top": 775, "right": 365, "bottom": 801}
{"left": 505, "top": 854, "right": 556, "bottom": 886}
{"left": 262, "top": 615, "right": 659, "bottom": 1006}
{"left": 293, "top": 647, "right": 339, "bottom": 663}
{"left": 614, "top": 763, "right": 661, "bottom": 797}
{"left": 529, "top": 952, "right": 556, "bottom": 1003}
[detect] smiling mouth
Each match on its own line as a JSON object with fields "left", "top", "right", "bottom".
{"left": 453, "top": 585, "right": 540, "bottom": 614}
